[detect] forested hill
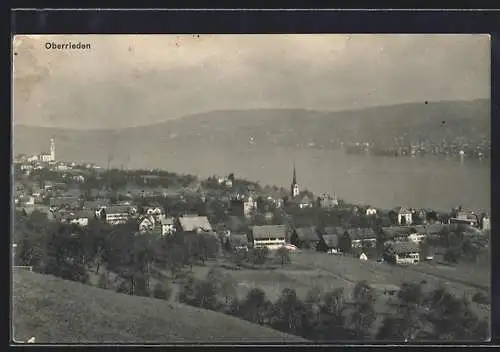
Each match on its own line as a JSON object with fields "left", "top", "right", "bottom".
{"left": 14, "top": 99, "right": 489, "bottom": 160}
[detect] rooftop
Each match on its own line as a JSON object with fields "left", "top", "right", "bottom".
{"left": 252, "top": 225, "right": 286, "bottom": 240}
{"left": 178, "top": 216, "right": 213, "bottom": 232}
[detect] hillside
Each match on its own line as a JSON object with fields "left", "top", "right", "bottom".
{"left": 12, "top": 270, "right": 307, "bottom": 343}
{"left": 13, "top": 99, "right": 489, "bottom": 166}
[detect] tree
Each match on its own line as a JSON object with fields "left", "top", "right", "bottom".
{"left": 349, "top": 281, "right": 377, "bottom": 340}
{"left": 394, "top": 282, "right": 426, "bottom": 341}
{"left": 444, "top": 247, "right": 460, "bottom": 263}
{"left": 207, "top": 268, "right": 238, "bottom": 310}
{"left": 275, "top": 246, "right": 291, "bottom": 267}
{"left": 419, "top": 239, "right": 431, "bottom": 260}
{"left": 177, "top": 275, "right": 197, "bottom": 305}
{"left": 249, "top": 247, "right": 269, "bottom": 265}
{"left": 153, "top": 282, "right": 172, "bottom": 300}
{"left": 339, "top": 232, "right": 352, "bottom": 253}
{"left": 270, "top": 288, "right": 308, "bottom": 336}
{"left": 472, "top": 291, "right": 490, "bottom": 305}
{"left": 193, "top": 279, "right": 220, "bottom": 310}
{"left": 133, "top": 273, "right": 150, "bottom": 297}
{"left": 423, "top": 285, "right": 489, "bottom": 341}
{"left": 376, "top": 316, "right": 405, "bottom": 340}
{"left": 315, "top": 288, "right": 351, "bottom": 341}
{"left": 240, "top": 288, "right": 273, "bottom": 325}
{"left": 117, "top": 280, "right": 132, "bottom": 295}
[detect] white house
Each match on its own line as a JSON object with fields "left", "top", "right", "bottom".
{"left": 391, "top": 242, "right": 420, "bottom": 265}
{"left": 366, "top": 206, "right": 377, "bottom": 216}
{"left": 145, "top": 207, "right": 164, "bottom": 216}
{"left": 482, "top": 215, "right": 491, "bottom": 231}
{"left": 138, "top": 216, "right": 155, "bottom": 233}
{"left": 27, "top": 155, "right": 39, "bottom": 163}
{"left": 160, "top": 217, "right": 176, "bottom": 236}
{"left": 56, "top": 163, "right": 69, "bottom": 171}
{"left": 407, "top": 232, "right": 426, "bottom": 244}
{"left": 66, "top": 210, "right": 93, "bottom": 227}
{"left": 100, "top": 205, "right": 132, "bottom": 225}
{"left": 40, "top": 153, "right": 52, "bottom": 162}
{"left": 251, "top": 225, "right": 286, "bottom": 250}
{"left": 397, "top": 207, "right": 413, "bottom": 225}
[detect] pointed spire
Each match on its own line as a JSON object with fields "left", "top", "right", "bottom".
{"left": 292, "top": 162, "right": 297, "bottom": 185}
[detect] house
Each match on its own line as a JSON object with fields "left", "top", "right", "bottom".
{"left": 243, "top": 196, "right": 257, "bottom": 217}
{"left": 138, "top": 216, "right": 156, "bottom": 233}
{"left": 407, "top": 230, "right": 426, "bottom": 244}
{"left": 177, "top": 215, "right": 214, "bottom": 234}
{"left": 482, "top": 214, "right": 491, "bottom": 231}
{"left": 317, "top": 193, "right": 338, "bottom": 208}
{"left": 290, "top": 226, "right": 321, "bottom": 249}
{"left": 347, "top": 228, "right": 377, "bottom": 248}
{"left": 143, "top": 206, "right": 164, "bottom": 216}
{"left": 100, "top": 205, "right": 133, "bottom": 225}
{"left": 158, "top": 217, "right": 175, "bottom": 236}
{"left": 381, "top": 226, "right": 413, "bottom": 242}
{"left": 65, "top": 210, "right": 94, "bottom": 227}
{"left": 289, "top": 194, "right": 314, "bottom": 209}
{"left": 227, "top": 233, "right": 249, "bottom": 251}
{"left": 366, "top": 206, "right": 378, "bottom": 216}
{"left": 396, "top": 207, "right": 413, "bottom": 225}
{"left": 449, "top": 210, "right": 479, "bottom": 227}
{"left": 251, "top": 225, "right": 286, "bottom": 250}
{"left": 387, "top": 242, "right": 420, "bottom": 265}
{"left": 317, "top": 226, "right": 345, "bottom": 253}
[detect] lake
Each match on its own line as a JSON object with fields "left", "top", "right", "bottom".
{"left": 122, "top": 144, "right": 490, "bottom": 213}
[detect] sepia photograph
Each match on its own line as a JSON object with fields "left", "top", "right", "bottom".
{"left": 12, "top": 34, "right": 491, "bottom": 344}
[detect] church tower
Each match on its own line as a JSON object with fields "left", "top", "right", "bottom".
{"left": 50, "top": 138, "right": 56, "bottom": 161}
{"left": 290, "top": 163, "right": 300, "bottom": 198}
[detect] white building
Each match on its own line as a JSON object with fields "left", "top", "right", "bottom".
{"left": 243, "top": 196, "right": 257, "bottom": 217}
{"left": 408, "top": 232, "right": 426, "bottom": 244}
{"left": 366, "top": 206, "right": 378, "bottom": 216}
{"left": 482, "top": 215, "right": 491, "bottom": 231}
{"left": 50, "top": 138, "right": 56, "bottom": 161}
{"left": 397, "top": 207, "right": 413, "bottom": 225}
{"left": 27, "top": 155, "right": 39, "bottom": 163}
{"left": 160, "top": 217, "right": 176, "bottom": 236}
{"left": 391, "top": 242, "right": 420, "bottom": 265}
{"left": 251, "top": 225, "right": 286, "bottom": 250}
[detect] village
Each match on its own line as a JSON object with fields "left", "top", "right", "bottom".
{"left": 13, "top": 138, "right": 491, "bottom": 265}
{"left": 12, "top": 138, "right": 491, "bottom": 341}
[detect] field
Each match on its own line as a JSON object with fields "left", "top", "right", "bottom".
{"left": 12, "top": 270, "right": 308, "bottom": 343}
{"left": 291, "top": 253, "right": 489, "bottom": 316}
{"left": 188, "top": 252, "right": 490, "bottom": 322}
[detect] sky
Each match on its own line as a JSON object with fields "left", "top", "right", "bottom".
{"left": 12, "top": 34, "right": 490, "bottom": 129}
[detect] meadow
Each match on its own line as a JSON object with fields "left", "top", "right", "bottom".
{"left": 12, "top": 270, "right": 307, "bottom": 343}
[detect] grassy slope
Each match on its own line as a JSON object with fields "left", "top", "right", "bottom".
{"left": 12, "top": 270, "right": 307, "bottom": 344}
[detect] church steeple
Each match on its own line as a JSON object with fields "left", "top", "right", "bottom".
{"left": 290, "top": 162, "right": 300, "bottom": 198}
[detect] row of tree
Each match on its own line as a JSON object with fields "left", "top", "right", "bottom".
{"left": 175, "top": 268, "right": 489, "bottom": 342}
{"left": 13, "top": 210, "right": 221, "bottom": 288}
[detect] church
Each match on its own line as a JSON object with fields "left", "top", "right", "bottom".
{"left": 287, "top": 164, "right": 313, "bottom": 209}
{"left": 26, "top": 138, "right": 56, "bottom": 163}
